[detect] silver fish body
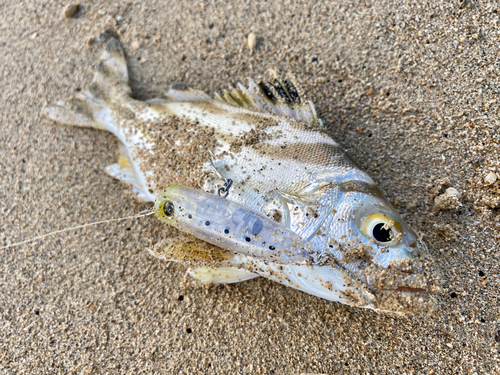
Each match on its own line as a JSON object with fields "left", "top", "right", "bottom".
{"left": 45, "top": 39, "right": 440, "bottom": 315}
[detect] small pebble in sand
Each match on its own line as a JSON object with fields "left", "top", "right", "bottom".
{"left": 63, "top": 4, "right": 79, "bottom": 19}
{"left": 484, "top": 171, "right": 497, "bottom": 185}
{"left": 131, "top": 40, "right": 141, "bottom": 51}
{"left": 444, "top": 187, "right": 461, "bottom": 200}
{"left": 434, "top": 187, "right": 462, "bottom": 210}
{"left": 247, "top": 32, "right": 257, "bottom": 52}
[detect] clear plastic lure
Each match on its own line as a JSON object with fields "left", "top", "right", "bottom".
{"left": 154, "top": 185, "right": 312, "bottom": 263}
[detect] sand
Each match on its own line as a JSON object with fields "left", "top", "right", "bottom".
{"left": 1, "top": 0, "right": 499, "bottom": 373}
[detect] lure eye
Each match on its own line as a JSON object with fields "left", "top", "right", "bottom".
{"left": 361, "top": 213, "right": 402, "bottom": 245}
{"left": 163, "top": 200, "right": 174, "bottom": 217}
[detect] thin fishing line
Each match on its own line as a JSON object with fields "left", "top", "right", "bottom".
{"left": 0, "top": 208, "right": 155, "bottom": 250}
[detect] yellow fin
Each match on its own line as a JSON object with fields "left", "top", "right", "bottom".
{"left": 104, "top": 143, "right": 153, "bottom": 200}
{"left": 149, "top": 234, "right": 234, "bottom": 266}
{"left": 117, "top": 148, "right": 133, "bottom": 170}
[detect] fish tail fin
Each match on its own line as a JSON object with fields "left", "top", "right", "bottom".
{"left": 43, "top": 38, "right": 131, "bottom": 130}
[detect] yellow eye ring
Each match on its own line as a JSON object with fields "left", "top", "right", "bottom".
{"left": 154, "top": 192, "right": 176, "bottom": 223}
{"left": 360, "top": 213, "right": 402, "bottom": 245}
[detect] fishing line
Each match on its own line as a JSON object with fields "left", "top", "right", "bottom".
{"left": 0, "top": 207, "right": 155, "bottom": 250}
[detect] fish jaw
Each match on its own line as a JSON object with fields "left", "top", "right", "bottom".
{"left": 230, "top": 254, "right": 372, "bottom": 306}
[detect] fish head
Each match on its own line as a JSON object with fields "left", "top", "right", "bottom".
{"left": 316, "top": 183, "right": 441, "bottom": 315}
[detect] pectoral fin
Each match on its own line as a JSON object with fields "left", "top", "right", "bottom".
{"left": 150, "top": 234, "right": 259, "bottom": 284}
{"left": 149, "top": 233, "right": 234, "bottom": 266}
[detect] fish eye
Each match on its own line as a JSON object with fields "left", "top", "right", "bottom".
{"left": 372, "top": 222, "right": 392, "bottom": 242}
{"left": 361, "top": 213, "right": 402, "bottom": 245}
{"left": 163, "top": 200, "right": 174, "bottom": 217}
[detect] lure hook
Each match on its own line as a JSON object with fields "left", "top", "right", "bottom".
{"left": 218, "top": 178, "right": 233, "bottom": 198}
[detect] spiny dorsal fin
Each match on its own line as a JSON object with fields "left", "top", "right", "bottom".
{"left": 214, "top": 77, "right": 323, "bottom": 127}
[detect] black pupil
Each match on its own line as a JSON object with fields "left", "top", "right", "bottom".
{"left": 372, "top": 223, "right": 392, "bottom": 242}
{"left": 163, "top": 201, "right": 174, "bottom": 217}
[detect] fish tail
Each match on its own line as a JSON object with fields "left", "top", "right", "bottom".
{"left": 43, "top": 38, "right": 131, "bottom": 130}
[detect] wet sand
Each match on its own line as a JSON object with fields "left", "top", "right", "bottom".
{"left": 1, "top": 1, "right": 499, "bottom": 373}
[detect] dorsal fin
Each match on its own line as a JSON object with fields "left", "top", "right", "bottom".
{"left": 214, "top": 77, "right": 323, "bottom": 127}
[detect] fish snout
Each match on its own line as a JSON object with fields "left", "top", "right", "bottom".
{"left": 361, "top": 251, "right": 442, "bottom": 315}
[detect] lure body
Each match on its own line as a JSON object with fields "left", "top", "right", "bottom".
{"left": 154, "top": 186, "right": 311, "bottom": 263}
{"left": 44, "top": 39, "right": 440, "bottom": 315}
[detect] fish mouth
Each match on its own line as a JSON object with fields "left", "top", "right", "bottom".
{"left": 335, "top": 240, "right": 442, "bottom": 315}
{"left": 314, "top": 240, "right": 441, "bottom": 315}
{"left": 360, "top": 261, "right": 442, "bottom": 316}
{"left": 332, "top": 265, "right": 440, "bottom": 316}
{"left": 357, "top": 237, "right": 441, "bottom": 315}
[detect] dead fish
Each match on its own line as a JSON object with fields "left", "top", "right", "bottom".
{"left": 44, "top": 38, "right": 441, "bottom": 315}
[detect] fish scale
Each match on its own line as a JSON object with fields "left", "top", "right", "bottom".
{"left": 44, "top": 38, "right": 441, "bottom": 315}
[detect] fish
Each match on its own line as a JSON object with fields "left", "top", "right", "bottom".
{"left": 44, "top": 38, "right": 441, "bottom": 315}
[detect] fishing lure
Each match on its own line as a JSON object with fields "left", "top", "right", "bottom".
{"left": 43, "top": 38, "right": 441, "bottom": 315}
{"left": 154, "top": 185, "right": 312, "bottom": 263}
